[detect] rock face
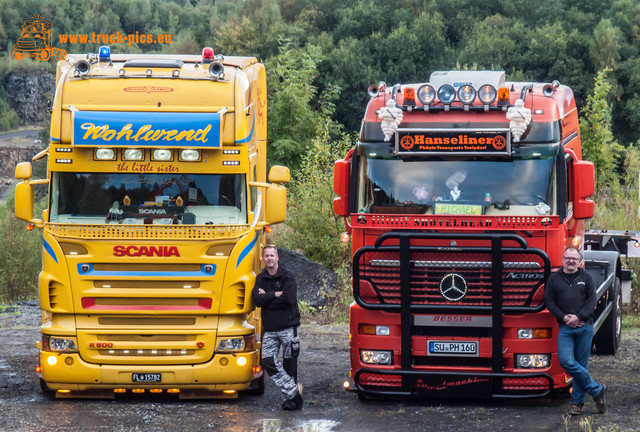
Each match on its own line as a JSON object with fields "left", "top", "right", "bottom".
{"left": 4, "top": 71, "right": 55, "bottom": 124}
{"left": 278, "top": 248, "right": 336, "bottom": 309}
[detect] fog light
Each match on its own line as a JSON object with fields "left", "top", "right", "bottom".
{"left": 47, "top": 355, "right": 58, "bottom": 366}
{"left": 515, "top": 354, "right": 550, "bottom": 368}
{"left": 360, "top": 350, "right": 393, "bottom": 365}
{"left": 236, "top": 356, "right": 247, "bottom": 367}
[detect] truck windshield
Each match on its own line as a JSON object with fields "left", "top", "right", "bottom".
{"left": 357, "top": 143, "right": 558, "bottom": 217}
{"left": 49, "top": 172, "right": 247, "bottom": 225}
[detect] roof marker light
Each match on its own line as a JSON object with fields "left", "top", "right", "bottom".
{"left": 498, "top": 87, "right": 510, "bottom": 106}
{"left": 403, "top": 87, "right": 416, "bottom": 106}
{"left": 202, "top": 47, "right": 214, "bottom": 64}
{"left": 98, "top": 45, "right": 111, "bottom": 63}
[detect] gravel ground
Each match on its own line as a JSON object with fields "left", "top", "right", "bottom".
{"left": 1, "top": 300, "right": 640, "bottom": 432}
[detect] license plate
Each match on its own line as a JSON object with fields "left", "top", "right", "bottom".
{"left": 429, "top": 341, "right": 478, "bottom": 356}
{"left": 132, "top": 373, "right": 161, "bottom": 383}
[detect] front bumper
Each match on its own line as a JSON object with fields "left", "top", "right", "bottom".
{"left": 354, "top": 368, "right": 555, "bottom": 399}
{"left": 39, "top": 349, "right": 259, "bottom": 398}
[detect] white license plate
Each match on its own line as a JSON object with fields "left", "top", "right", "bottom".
{"left": 132, "top": 373, "right": 161, "bottom": 383}
{"left": 429, "top": 341, "right": 478, "bottom": 356}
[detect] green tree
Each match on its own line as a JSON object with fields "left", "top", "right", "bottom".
{"left": 591, "top": 18, "right": 622, "bottom": 70}
{"left": 266, "top": 42, "right": 334, "bottom": 171}
{"left": 579, "top": 68, "right": 624, "bottom": 187}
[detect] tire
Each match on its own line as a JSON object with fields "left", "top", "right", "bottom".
{"left": 594, "top": 277, "right": 622, "bottom": 355}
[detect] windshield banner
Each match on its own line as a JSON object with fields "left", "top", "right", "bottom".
{"left": 396, "top": 128, "right": 510, "bottom": 156}
{"left": 72, "top": 111, "right": 223, "bottom": 148}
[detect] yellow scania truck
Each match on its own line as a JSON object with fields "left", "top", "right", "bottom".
{"left": 14, "top": 46, "right": 289, "bottom": 399}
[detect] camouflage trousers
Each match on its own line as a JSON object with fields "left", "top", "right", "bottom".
{"left": 261, "top": 327, "right": 300, "bottom": 400}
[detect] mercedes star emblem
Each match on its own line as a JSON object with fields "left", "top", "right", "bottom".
{"left": 439, "top": 273, "right": 468, "bottom": 302}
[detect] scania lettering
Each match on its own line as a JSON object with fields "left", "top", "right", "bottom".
{"left": 334, "top": 71, "right": 633, "bottom": 400}
{"left": 15, "top": 46, "right": 290, "bottom": 399}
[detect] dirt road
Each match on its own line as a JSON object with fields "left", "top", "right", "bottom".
{"left": 1, "top": 301, "right": 639, "bottom": 432}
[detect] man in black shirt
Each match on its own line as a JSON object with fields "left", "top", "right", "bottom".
{"left": 252, "top": 244, "right": 303, "bottom": 410}
{"left": 545, "top": 247, "right": 606, "bottom": 415}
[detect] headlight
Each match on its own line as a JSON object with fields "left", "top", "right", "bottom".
{"left": 360, "top": 350, "right": 393, "bottom": 365}
{"left": 517, "top": 329, "right": 550, "bottom": 339}
{"left": 437, "top": 85, "right": 456, "bottom": 104}
{"left": 478, "top": 84, "right": 497, "bottom": 104}
{"left": 95, "top": 148, "right": 115, "bottom": 160}
{"left": 180, "top": 149, "right": 200, "bottom": 161}
{"left": 152, "top": 149, "right": 172, "bottom": 161}
{"left": 515, "top": 354, "right": 550, "bottom": 368}
{"left": 216, "top": 335, "right": 254, "bottom": 352}
{"left": 123, "top": 149, "right": 144, "bottom": 160}
{"left": 417, "top": 84, "right": 436, "bottom": 105}
{"left": 42, "top": 335, "right": 78, "bottom": 352}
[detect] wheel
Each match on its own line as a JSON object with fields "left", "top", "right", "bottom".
{"left": 12, "top": 49, "right": 23, "bottom": 60}
{"left": 508, "top": 194, "right": 546, "bottom": 206}
{"left": 594, "top": 277, "right": 622, "bottom": 354}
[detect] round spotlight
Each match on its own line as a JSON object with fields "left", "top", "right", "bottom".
{"left": 146, "top": 69, "right": 152, "bottom": 77}
{"left": 478, "top": 84, "right": 497, "bottom": 104}
{"left": 172, "top": 69, "right": 180, "bottom": 78}
{"left": 437, "top": 85, "right": 456, "bottom": 104}
{"left": 95, "top": 148, "right": 115, "bottom": 160}
{"left": 417, "top": 84, "right": 436, "bottom": 105}
{"left": 457, "top": 85, "right": 476, "bottom": 104}
{"left": 123, "top": 149, "right": 143, "bottom": 160}
{"left": 118, "top": 69, "right": 125, "bottom": 76}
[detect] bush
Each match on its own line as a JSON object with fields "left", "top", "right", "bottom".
{"left": 0, "top": 190, "right": 44, "bottom": 303}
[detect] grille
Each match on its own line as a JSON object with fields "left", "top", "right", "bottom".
{"left": 501, "top": 376, "right": 551, "bottom": 395}
{"left": 356, "top": 250, "right": 546, "bottom": 309}
{"left": 46, "top": 223, "right": 250, "bottom": 240}
{"left": 358, "top": 372, "right": 402, "bottom": 390}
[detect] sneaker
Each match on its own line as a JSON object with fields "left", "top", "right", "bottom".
{"left": 594, "top": 384, "right": 607, "bottom": 414}
{"left": 568, "top": 402, "right": 583, "bottom": 415}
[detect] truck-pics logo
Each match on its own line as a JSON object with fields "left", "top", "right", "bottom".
{"left": 12, "top": 15, "right": 66, "bottom": 61}
{"left": 113, "top": 245, "right": 180, "bottom": 257}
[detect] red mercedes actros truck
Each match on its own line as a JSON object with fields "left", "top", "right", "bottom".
{"left": 334, "top": 71, "right": 627, "bottom": 400}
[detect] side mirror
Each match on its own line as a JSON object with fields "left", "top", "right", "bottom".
{"left": 264, "top": 184, "right": 287, "bottom": 224}
{"left": 268, "top": 165, "right": 290, "bottom": 184}
{"left": 333, "top": 157, "right": 351, "bottom": 217}
{"left": 572, "top": 160, "right": 595, "bottom": 219}
{"left": 15, "top": 162, "right": 32, "bottom": 180}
